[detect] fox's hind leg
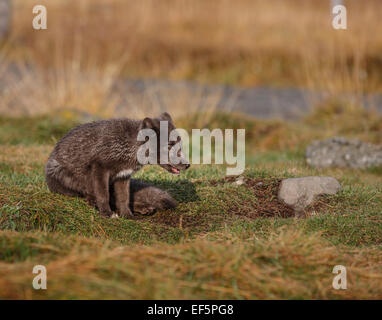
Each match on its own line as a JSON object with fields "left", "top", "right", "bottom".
{"left": 45, "top": 174, "right": 81, "bottom": 197}
{"left": 45, "top": 158, "right": 82, "bottom": 197}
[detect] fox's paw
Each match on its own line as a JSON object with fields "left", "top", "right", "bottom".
{"left": 85, "top": 195, "right": 97, "bottom": 207}
{"left": 118, "top": 207, "right": 134, "bottom": 219}
{"left": 99, "top": 207, "right": 113, "bottom": 218}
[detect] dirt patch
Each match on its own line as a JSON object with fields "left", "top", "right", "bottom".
{"left": 133, "top": 177, "right": 328, "bottom": 229}
{"left": 208, "top": 177, "right": 296, "bottom": 219}
{"left": 202, "top": 177, "right": 328, "bottom": 219}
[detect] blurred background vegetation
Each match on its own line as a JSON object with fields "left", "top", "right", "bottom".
{"left": 0, "top": 0, "right": 381, "bottom": 115}
{"left": 2, "top": 0, "right": 382, "bottom": 89}
{"left": 0, "top": 0, "right": 381, "bottom": 147}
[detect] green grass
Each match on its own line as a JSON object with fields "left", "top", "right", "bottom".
{"left": 0, "top": 114, "right": 381, "bottom": 299}
{"left": 0, "top": 116, "right": 80, "bottom": 145}
{"left": 1, "top": 158, "right": 381, "bottom": 247}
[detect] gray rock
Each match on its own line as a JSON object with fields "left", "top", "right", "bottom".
{"left": 306, "top": 137, "right": 382, "bottom": 169}
{"left": 278, "top": 176, "right": 341, "bottom": 212}
{"left": 235, "top": 176, "right": 245, "bottom": 185}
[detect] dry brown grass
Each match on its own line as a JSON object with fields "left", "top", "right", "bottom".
{"left": 5, "top": 0, "right": 382, "bottom": 93}
{"left": 0, "top": 58, "right": 229, "bottom": 118}
{"left": 0, "top": 59, "right": 123, "bottom": 117}
{"left": 1, "top": 0, "right": 381, "bottom": 118}
{"left": 1, "top": 229, "right": 381, "bottom": 299}
{"left": 0, "top": 145, "right": 50, "bottom": 173}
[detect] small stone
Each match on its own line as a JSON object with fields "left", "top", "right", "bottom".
{"left": 306, "top": 137, "right": 382, "bottom": 169}
{"left": 278, "top": 176, "right": 341, "bottom": 212}
{"left": 235, "top": 176, "right": 245, "bottom": 185}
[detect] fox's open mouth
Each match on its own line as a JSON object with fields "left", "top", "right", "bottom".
{"left": 161, "top": 164, "right": 187, "bottom": 175}
{"left": 170, "top": 166, "right": 180, "bottom": 175}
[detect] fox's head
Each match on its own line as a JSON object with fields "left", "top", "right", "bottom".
{"left": 139, "top": 112, "right": 190, "bottom": 175}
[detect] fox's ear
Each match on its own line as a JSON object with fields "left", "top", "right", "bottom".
{"left": 141, "top": 117, "right": 159, "bottom": 130}
{"left": 158, "top": 112, "right": 173, "bottom": 122}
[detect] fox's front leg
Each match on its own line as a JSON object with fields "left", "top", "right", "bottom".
{"left": 91, "top": 164, "right": 112, "bottom": 218}
{"left": 113, "top": 179, "right": 134, "bottom": 218}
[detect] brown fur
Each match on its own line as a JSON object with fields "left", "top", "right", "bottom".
{"left": 111, "top": 179, "right": 177, "bottom": 215}
{"left": 45, "top": 112, "right": 187, "bottom": 218}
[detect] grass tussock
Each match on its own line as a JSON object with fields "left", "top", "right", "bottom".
{"left": 1, "top": 116, "right": 382, "bottom": 248}
{"left": 1, "top": 229, "right": 381, "bottom": 299}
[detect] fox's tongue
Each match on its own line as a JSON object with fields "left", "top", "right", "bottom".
{"left": 171, "top": 167, "right": 180, "bottom": 174}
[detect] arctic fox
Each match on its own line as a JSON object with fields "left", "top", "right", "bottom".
{"left": 45, "top": 112, "right": 189, "bottom": 218}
